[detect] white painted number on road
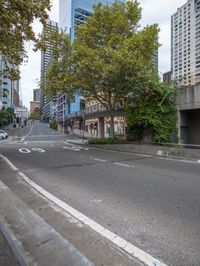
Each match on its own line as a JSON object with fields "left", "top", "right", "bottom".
{"left": 31, "top": 148, "right": 46, "bottom": 153}
{"left": 19, "top": 148, "right": 31, "bottom": 154}
{"left": 19, "top": 148, "right": 46, "bottom": 154}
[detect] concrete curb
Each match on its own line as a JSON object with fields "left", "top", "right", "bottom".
{"left": 89, "top": 144, "right": 200, "bottom": 162}
{"left": 0, "top": 180, "right": 93, "bottom": 266}
{"left": 0, "top": 222, "right": 27, "bottom": 266}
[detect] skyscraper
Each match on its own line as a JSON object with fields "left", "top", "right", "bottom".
{"left": 33, "top": 89, "right": 41, "bottom": 102}
{"left": 58, "top": 0, "right": 124, "bottom": 122}
{"left": 171, "top": 0, "right": 200, "bottom": 86}
{"left": 40, "top": 20, "right": 58, "bottom": 121}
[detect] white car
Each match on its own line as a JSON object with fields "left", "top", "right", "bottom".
{"left": 0, "top": 130, "right": 8, "bottom": 139}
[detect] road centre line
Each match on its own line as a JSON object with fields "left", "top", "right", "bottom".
{"left": 113, "top": 162, "right": 134, "bottom": 168}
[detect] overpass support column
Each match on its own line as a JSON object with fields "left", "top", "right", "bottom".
{"left": 98, "top": 117, "right": 104, "bottom": 138}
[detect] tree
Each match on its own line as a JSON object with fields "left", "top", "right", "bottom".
{"left": 0, "top": 107, "right": 15, "bottom": 127}
{"left": 125, "top": 78, "right": 177, "bottom": 143}
{"left": 0, "top": 0, "right": 51, "bottom": 66}
{"left": 43, "top": 30, "right": 75, "bottom": 107}
{"left": 73, "top": 0, "right": 159, "bottom": 137}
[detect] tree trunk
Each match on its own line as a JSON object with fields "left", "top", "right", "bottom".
{"left": 109, "top": 110, "right": 115, "bottom": 138}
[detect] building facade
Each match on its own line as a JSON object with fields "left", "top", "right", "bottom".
{"left": 0, "top": 55, "right": 19, "bottom": 109}
{"left": 33, "top": 89, "right": 41, "bottom": 102}
{"left": 40, "top": 20, "right": 58, "bottom": 121}
{"left": 171, "top": 0, "right": 200, "bottom": 86}
{"left": 171, "top": 0, "right": 200, "bottom": 144}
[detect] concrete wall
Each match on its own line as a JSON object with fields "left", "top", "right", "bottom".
{"left": 179, "top": 85, "right": 200, "bottom": 110}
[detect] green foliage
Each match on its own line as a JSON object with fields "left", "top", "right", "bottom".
{"left": 73, "top": 0, "right": 159, "bottom": 138}
{"left": 50, "top": 120, "right": 58, "bottom": 130}
{"left": 0, "top": 0, "right": 51, "bottom": 66}
{"left": 43, "top": 30, "right": 75, "bottom": 101}
{"left": 0, "top": 107, "right": 15, "bottom": 127}
{"left": 29, "top": 112, "right": 41, "bottom": 121}
{"left": 125, "top": 81, "right": 178, "bottom": 143}
{"left": 88, "top": 137, "right": 122, "bottom": 144}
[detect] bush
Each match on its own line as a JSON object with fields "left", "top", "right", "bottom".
{"left": 88, "top": 137, "right": 122, "bottom": 144}
{"left": 50, "top": 120, "right": 58, "bottom": 130}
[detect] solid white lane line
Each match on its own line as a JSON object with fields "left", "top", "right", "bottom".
{"left": 0, "top": 154, "right": 18, "bottom": 171}
{"left": 113, "top": 162, "right": 134, "bottom": 168}
{"left": 92, "top": 158, "right": 107, "bottom": 163}
{"left": 17, "top": 171, "right": 167, "bottom": 266}
{"left": 2, "top": 155, "right": 168, "bottom": 266}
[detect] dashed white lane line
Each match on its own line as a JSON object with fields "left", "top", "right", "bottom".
{"left": 1, "top": 154, "right": 168, "bottom": 266}
{"left": 113, "top": 162, "right": 134, "bottom": 168}
{"left": 92, "top": 158, "right": 107, "bottom": 163}
{"left": 63, "top": 146, "right": 80, "bottom": 151}
{"left": 0, "top": 154, "right": 18, "bottom": 171}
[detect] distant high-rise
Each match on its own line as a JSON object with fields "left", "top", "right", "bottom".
{"left": 40, "top": 20, "right": 58, "bottom": 121}
{"left": 33, "top": 89, "right": 40, "bottom": 102}
{"left": 171, "top": 0, "right": 200, "bottom": 86}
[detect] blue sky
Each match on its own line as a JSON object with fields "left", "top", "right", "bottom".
{"left": 21, "top": 0, "right": 187, "bottom": 109}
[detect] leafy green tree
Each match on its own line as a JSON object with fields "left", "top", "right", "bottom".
{"left": 0, "top": 107, "right": 15, "bottom": 127}
{"left": 43, "top": 30, "right": 75, "bottom": 106}
{"left": 0, "top": 0, "right": 51, "bottom": 66}
{"left": 73, "top": 0, "right": 159, "bottom": 137}
{"left": 125, "top": 79, "right": 178, "bottom": 143}
{"left": 29, "top": 112, "right": 41, "bottom": 121}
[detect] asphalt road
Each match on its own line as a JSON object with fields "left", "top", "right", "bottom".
{"left": 0, "top": 122, "right": 200, "bottom": 266}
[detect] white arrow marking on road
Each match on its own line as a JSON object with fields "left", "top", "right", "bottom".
{"left": 31, "top": 148, "right": 46, "bottom": 153}
{"left": 19, "top": 148, "right": 31, "bottom": 154}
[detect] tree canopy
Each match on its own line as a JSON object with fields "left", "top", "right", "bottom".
{"left": 0, "top": 0, "right": 51, "bottom": 65}
{"left": 73, "top": 0, "right": 159, "bottom": 137}
{"left": 43, "top": 30, "right": 74, "bottom": 103}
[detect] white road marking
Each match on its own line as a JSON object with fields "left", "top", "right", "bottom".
{"left": 63, "top": 146, "right": 80, "bottom": 151}
{"left": 16, "top": 170, "right": 167, "bottom": 266}
{"left": 113, "top": 162, "right": 134, "bottom": 168}
{"left": 31, "top": 148, "right": 46, "bottom": 153}
{"left": 19, "top": 148, "right": 31, "bottom": 154}
{"left": 0, "top": 154, "right": 168, "bottom": 266}
{"left": 0, "top": 154, "right": 18, "bottom": 171}
{"left": 92, "top": 158, "right": 107, "bottom": 163}
{"left": 197, "top": 160, "right": 200, "bottom": 163}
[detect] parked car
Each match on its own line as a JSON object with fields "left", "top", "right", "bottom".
{"left": 0, "top": 130, "right": 8, "bottom": 139}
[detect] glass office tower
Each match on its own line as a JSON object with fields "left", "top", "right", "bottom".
{"left": 58, "top": 0, "right": 124, "bottom": 117}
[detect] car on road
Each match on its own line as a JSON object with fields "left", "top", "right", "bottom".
{"left": 0, "top": 130, "right": 8, "bottom": 140}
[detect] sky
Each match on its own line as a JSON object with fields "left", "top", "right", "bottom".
{"left": 20, "top": 0, "right": 187, "bottom": 109}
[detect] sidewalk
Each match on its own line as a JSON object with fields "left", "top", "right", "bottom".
{"left": 66, "top": 132, "right": 200, "bottom": 162}
{"left": 0, "top": 229, "right": 18, "bottom": 266}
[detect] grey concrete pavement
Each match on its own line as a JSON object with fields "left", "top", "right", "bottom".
{"left": 0, "top": 229, "right": 19, "bottom": 266}
{"left": 0, "top": 158, "right": 141, "bottom": 266}
{"left": 1, "top": 122, "right": 200, "bottom": 265}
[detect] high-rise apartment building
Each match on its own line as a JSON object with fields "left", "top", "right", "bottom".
{"left": 171, "top": 0, "right": 200, "bottom": 86}
{"left": 0, "top": 54, "right": 19, "bottom": 109}
{"left": 40, "top": 20, "right": 58, "bottom": 121}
